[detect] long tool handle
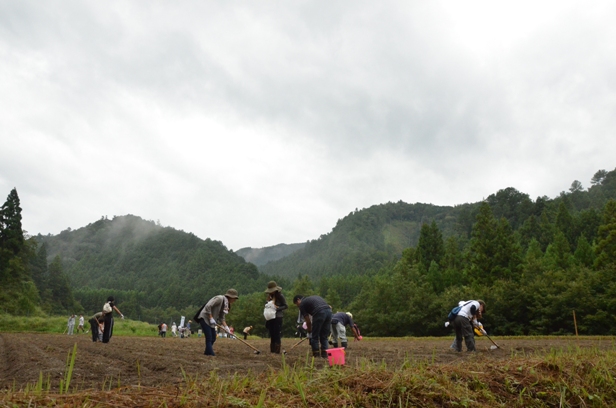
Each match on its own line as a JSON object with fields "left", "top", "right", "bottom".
{"left": 485, "top": 333, "right": 501, "bottom": 349}
{"left": 216, "top": 324, "right": 261, "bottom": 353}
{"left": 287, "top": 336, "right": 308, "bottom": 351}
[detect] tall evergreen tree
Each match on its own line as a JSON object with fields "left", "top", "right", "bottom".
{"left": 29, "top": 242, "right": 49, "bottom": 292}
{"left": 467, "top": 203, "right": 521, "bottom": 285}
{"left": 544, "top": 231, "right": 573, "bottom": 271}
{"left": 555, "top": 202, "right": 574, "bottom": 250}
{"left": 574, "top": 235, "right": 594, "bottom": 268}
{"left": 467, "top": 203, "right": 499, "bottom": 284}
{"left": 595, "top": 200, "right": 616, "bottom": 268}
{"left": 522, "top": 238, "right": 546, "bottom": 281}
{"left": 0, "top": 188, "right": 25, "bottom": 257}
{"left": 518, "top": 214, "right": 542, "bottom": 250}
{"left": 47, "top": 255, "right": 76, "bottom": 312}
{"left": 415, "top": 221, "right": 444, "bottom": 273}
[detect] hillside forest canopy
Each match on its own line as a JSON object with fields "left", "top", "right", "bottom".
{"left": 1, "top": 167, "right": 615, "bottom": 338}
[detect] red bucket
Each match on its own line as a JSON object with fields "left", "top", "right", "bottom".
{"left": 326, "top": 347, "right": 345, "bottom": 366}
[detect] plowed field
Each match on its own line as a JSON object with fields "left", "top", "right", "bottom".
{"left": 0, "top": 332, "right": 611, "bottom": 391}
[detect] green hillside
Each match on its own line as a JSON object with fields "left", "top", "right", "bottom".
{"left": 35, "top": 215, "right": 281, "bottom": 321}
{"left": 259, "top": 202, "right": 469, "bottom": 279}
{"left": 3, "top": 167, "right": 616, "bottom": 337}
{"left": 236, "top": 242, "right": 306, "bottom": 266}
{"left": 260, "top": 168, "right": 616, "bottom": 280}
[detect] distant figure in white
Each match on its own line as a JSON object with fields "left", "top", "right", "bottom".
{"left": 67, "top": 315, "right": 75, "bottom": 335}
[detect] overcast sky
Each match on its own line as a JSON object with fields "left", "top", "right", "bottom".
{"left": 2, "top": 1, "right": 615, "bottom": 250}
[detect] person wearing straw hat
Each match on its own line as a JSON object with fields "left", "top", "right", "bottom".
{"left": 264, "top": 281, "right": 288, "bottom": 354}
{"left": 194, "top": 289, "right": 239, "bottom": 356}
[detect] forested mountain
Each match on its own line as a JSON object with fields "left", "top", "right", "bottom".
{"left": 259, "top": 202, "right": 470, "bottom": 279}
{"left": 260, "top": 168, "right": 616, "bottom": 281}
{"left": 35, "top": 215, "right": 280, "bottom": 321}
{"left": 236, "top": 242, "right": 306, "bottom": 266}
{"left": 2, "top": 166, "right": 616, "bottom": 337}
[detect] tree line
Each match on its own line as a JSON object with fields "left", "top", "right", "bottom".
{"left": 1, "top": 167, "right": 615, "bottom": 338}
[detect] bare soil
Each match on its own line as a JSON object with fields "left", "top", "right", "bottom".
{"left": 0, "top": 332, "right": 612, "bottom": 391}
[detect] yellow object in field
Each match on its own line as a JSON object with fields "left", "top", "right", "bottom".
{"left": 474, "top": 327, "right": 484, "bottom": 336}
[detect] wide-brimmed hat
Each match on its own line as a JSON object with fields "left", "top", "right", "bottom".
{"left": 225, "top": 289, "right": 239, "bottom": 299}
{"left": 264, "top": 281, "right": 282, "bottom": 293}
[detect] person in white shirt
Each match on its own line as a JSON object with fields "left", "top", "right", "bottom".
{"left": 171, "top": 322, "right": 177, "bottom": 337}
{"left": 77, "top": 315, "right": 85, "bottom": 333}
{"left": 448, "top": 301, "right": 487, "bottom": 349}
{"left": 452, "top": 300, "right": 485, "bottom": 352}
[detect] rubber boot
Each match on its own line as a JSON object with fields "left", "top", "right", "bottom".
{"left": 270, "top": 343, "right": 275, "bottom": 353}
{"left": 312, "top": 349, "right": 320, "bottom": 358}
{"left": 341, "top": 342, "right": 347, "bottom": 349}
{"left": 332, "top": 342, "right": 339, "bottom": 348}
{"left": 320, "top": 349, "right": 328, "bottom": 359}
{"left": 273, "top": 343, "right": 281, "bottom": 354}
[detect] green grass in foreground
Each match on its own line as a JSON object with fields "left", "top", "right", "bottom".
{"left": 2, "top": 344, "right": 616, "bottom": 407}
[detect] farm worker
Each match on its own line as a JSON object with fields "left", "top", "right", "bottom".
{"left": 67, "top": 315, "right": 76, "bottom": 335}
{"left": 194, "top": 289, "right": 239, "bottom": 356}
{"left": 102, "top": 296, "right": 124, "bottom": 343}
{"left": 88, "top": 312, "right": 105, "bottom": 342}
{"left": 447, "top": 300, "right": 487, "bottom": 349}
{"left": 265, "top": 281, "right": 288, "bottom": 354}
{"left": 243, "top": 325, "right": 253, "bottom": 340}
{"left": 161, "top": 322, "right": 167, "bottom": 338}
{"left": 452, "top": 299, "right": 486, "bottom": 352}
{"left": 295, "top": 311, "right": 308, "bottom": 339}
{"left": 171, "top": 322, "right": 177, "bottom": 337}
{"left": 77, "top": 315, "right": 85, "bottom": 333}
{"left": 449, "top": 318, "right": 486, "bottom": 349}
{"left": 330, "top": 312, "right": 361, "bottom": 349}
{"left": 293, "top": 295, "right": 332, "bottom": 358}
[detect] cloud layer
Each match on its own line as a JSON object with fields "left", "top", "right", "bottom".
{"left": 2, "top": 1, "right": 615, "bottom": 249}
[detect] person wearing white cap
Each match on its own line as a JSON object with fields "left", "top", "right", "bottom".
{"left": 330, "top": 312, "right": 361, "bottom": 349}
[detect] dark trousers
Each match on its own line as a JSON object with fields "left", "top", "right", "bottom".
{"left": 102, "top": 313, "right": 114, "bottom": 343}
{"left": 199, "top": 320, "right": 217, "bottom": 355}
{"left": 453, "top": 315, "right": 475, "bottom": 352}
{"left": 89, "top": 318, "right": 99, "bottom": 342}
{"left": 310, "top": 308, "right": 332, "bottom": 352}
{"left": 266, "top": 317, "right": 283, "bottom": 351}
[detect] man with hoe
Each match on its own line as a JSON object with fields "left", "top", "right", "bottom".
{"left": 453, "top": 299, "right": 486, "bottom": 352}
{"left": 293, "top": 295, "right": 332, "bottom": 358}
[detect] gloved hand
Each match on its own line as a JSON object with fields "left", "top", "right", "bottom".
{"left": 224, "top": 326, "right": 231, "bottom": 334}
{"left": 481, "top": 328, "right": 487, "bottom": 335}
{"left": 209, "top": 318, "right": 216, "bottom": 326}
